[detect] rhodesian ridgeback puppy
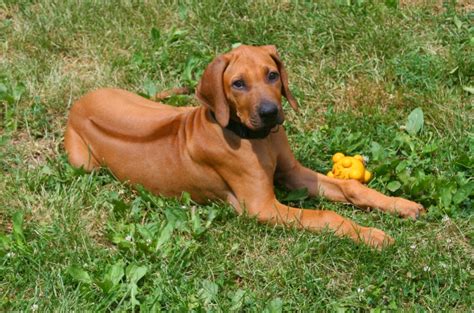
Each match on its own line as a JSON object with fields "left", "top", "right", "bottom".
{"left": 65, "top": 45, "right": 425, "bottom": 248}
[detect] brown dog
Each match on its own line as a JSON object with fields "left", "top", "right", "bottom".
{"left": 65, "top": 45, "right": 424, "bottom": 248}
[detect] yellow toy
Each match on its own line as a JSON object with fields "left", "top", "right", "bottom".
{"left": 327, "top": 152, "right": 372, "bottom": 184}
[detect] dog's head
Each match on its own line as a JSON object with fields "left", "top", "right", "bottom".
{"left": 196, "top": 45, "right": 298, "bottom": 131}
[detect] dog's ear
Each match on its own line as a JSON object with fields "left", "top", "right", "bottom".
{"left": 262, "top": 45, "right": 299, "bottom": 112}
{"left": 196, "top": 55, "right": 230, "bottom": 127}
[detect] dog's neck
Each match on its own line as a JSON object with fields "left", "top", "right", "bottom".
{"left": 209, "top": 111, "right": 274, "bottom": 139}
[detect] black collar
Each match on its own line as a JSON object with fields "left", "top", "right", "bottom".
{"left": 209, "top": 111, "right": 275, "bottom": 139}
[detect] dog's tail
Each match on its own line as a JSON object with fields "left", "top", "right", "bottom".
{"left": 154, "top": 87, "right": 191, "bottom": 101}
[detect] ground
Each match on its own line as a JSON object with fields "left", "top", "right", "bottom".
{"left": 0, "top": 1, "right": 473, "bottom": 311}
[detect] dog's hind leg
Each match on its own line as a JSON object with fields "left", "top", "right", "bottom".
{"left": 154, "top": 87, "right": 191, "bottom": 101}
{"left": 64, "top": 124, "right": 100, "bottom": 171}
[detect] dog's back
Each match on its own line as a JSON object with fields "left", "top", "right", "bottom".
{"left": 68, "top": 88, "right": 192, "bottom": 140}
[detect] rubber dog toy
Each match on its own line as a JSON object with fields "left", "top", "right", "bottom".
{"left": 327, "top": 152, "right": 372, "bottom": 183}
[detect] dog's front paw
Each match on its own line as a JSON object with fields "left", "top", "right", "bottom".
{"left": 390, "top": 197, "right": 425, "bottom": 220}
{"left": 359, "top": 227, "right": 394, "bottom": 249}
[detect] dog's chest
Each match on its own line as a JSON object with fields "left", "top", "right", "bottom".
{"left": 219, "top": 138, "right": 278, "bottom": 180}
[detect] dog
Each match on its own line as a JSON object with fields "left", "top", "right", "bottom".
{"left": 65, "top": 45, "right": 424, "bottom": 248}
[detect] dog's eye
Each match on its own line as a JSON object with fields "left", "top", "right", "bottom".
{"left": 232, "top": 79, "right": 245, "bottom": 90}
{"left": 268, "top": 71, "right": 279, "bottom": 81}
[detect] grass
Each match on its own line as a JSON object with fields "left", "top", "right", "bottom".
{"left": 1, "top": 0, "right": 473, "bottom": 311}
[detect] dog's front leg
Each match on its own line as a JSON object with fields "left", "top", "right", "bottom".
{"left": 230, "top": 194, "right": 393, "bottom": 249}
{"left": 277, "top": 161, "right": 425, "bottom": 219}
{"left": 272, "top": 130, "right": 424, "bottom": 219}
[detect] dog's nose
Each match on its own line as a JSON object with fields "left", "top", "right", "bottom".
{"left": 258, "top": 102, "right": 278, "bottom": 120}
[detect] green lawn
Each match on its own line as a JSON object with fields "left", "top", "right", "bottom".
{"left": 1, "top": 1, "right": 473, "bottom": 311}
